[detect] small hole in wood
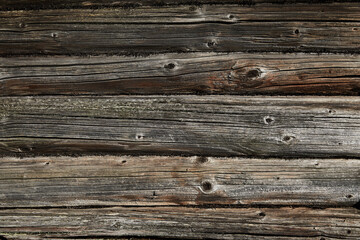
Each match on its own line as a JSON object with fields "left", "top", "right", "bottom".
{"left": 315, "top": 162, "right": 319, "bottom": 166}
{"left": 51, "top": 32, "right": 58, "bottom": 38}
{"left": 19, "top": 23, "right": 26, "bottom": 28}
{"left": 347, "top": 230, "right": 351, "bottom": 234}
{"left": 353, "top": 27, "right": 358, "bottom": 31}
{"left": 264, "top": 116, "right": 274, "bottom": 125}
{"left": 283, "top": 136, "right": 291, "bottom": 141}
{"left": 276, "top": 177, "right": 280, "bottom": 180}
{"left": 228, "top": 14, "right": 234, "bottom": 19}
{"left": 294, "top": 29, "right": 300, "bottom": 34}
{"left": 164, "top": 63, "right": 176, "bottom": 70}
{"left": 246, "top": 69, "right": 261, "bottom": 79}
{"left": 346, "top": 194, "right": 353, "bottom": 199}
{"left": 201, "top": 180, "right": 213, "bottom": 192}
{"left": 122, "top": 160, "right": 127, "bottom": 164}
{"left": 207, "top": 41, "right": 216, "bottom": 47}
{"left": 45, "top": 162, "right": 50, "bottom": 165}
{"left": 196, "top": 156, "right": 208, "bottom": 164}
{"left": 136, "top": 134, "right": 144, "bottom": 140}
{"left": 258, "top": 212, "right": 266, "bottom": 217}
{"left": 282, "top": 135, "right": 294, "bottom": 143}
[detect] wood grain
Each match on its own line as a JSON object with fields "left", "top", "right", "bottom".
{"left": 3, "top": 4, "right": 360, "bottom": 23}
{"left": 1, "top": 53, "right": 360, "bottom": 96}
{"left": 1, "top": 4, "right": 360, "bottom": 55}
{"left": 1, "top": 206, "right": 359, "bottom": 239}
{"left": 1, "top": 96, "right": 360, "bottom": 157}
{"left": 1, "top": 0, "right": 357, "bottom": 10}
{"left": 0, "top": 155, "right": 359, "bottom": 208}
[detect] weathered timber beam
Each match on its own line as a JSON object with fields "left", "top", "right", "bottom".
{"left": 1, "top": 96, "right": 360, "bottom": 157}
{"left": 3, "top": 4, "right": 360, "bottom": 23}
{"left": 1, "top": 53, "right": 359, "bottom": 96}
{"left": 0, "top": 4, "right": 359, "bottom": 55}
{"left": 0, "top": 206, "right": 359, "bottom": 239}
{"left": 0, "top": 155, "right": 359, "bottom": 208}
{"left": 1, "top": 0, "right": 358, "bottom": 10}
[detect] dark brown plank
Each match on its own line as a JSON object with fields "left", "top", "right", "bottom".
{"left": 3, "top": 4, "right": 360, "bottom": 23}
{"left": 1, "top": 206, "right": 359, "bottom": 239}
{"left": 1, "top": 96, "right": 360, "bottom": 157}
{"left": 0, "top": 4, "right": 359, "bottom": 55}
{"left": 1, "top": 53, "right": 360, "bottom": 96}
{"left": 0, "top": 155, "right": 359, "bottom": 208}
{"left": 1, "top": 0, "right": 358, "bottom": 10}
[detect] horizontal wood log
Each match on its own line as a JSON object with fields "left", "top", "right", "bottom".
{"left": 1, "top": 96, "right": 360, "bottom": 157}
{"left": 1, "top": 53, "right": 360, "bottom": 96}
{"left": 3, "top": 4, "right": 360, "bottom": 23}
{"left": 1, "top": 0, "right": 358, "bottom": 10}
{"left": 0, "top": 155, "right": 359, "bottom": 208}
{"left": 2, "top": 236, "right": 141, "bottom": 240}
{"left": 1, "top": 4, "right": 360, "bottom": 55}
{"left": 1, "top": 206, "right": 359, "bottom": 239}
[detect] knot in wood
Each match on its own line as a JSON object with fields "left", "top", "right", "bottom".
{"left": 200, "top": 180, "right": 214, "bottom": 193}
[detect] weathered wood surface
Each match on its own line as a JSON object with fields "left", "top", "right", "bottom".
{"left": 1, "top": 0, "right": 358, "bottom": 10}
{"left": 2, "top": 236, "right": 144, "bottom": 240}
{"left": 1, "top": 53, "right": 360, "bottom": 96}
{"left": 1, "top": 207, "right": 359, "bottom": 239}
{"left": 1, "top": 96, "right": 360, "bottom": 157}
{"left": 1, "top": 4, "right": 360, "bottom": 55}
{"left": 1, "top": 156, "right": 359, "bottom": 208}
{"left": 4, "top": 4, "right": 360, "bottom": 23}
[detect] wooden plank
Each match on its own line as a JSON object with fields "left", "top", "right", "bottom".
{"left": 0, "top": 156, "right": 359, "bottom": 208}
{"left": 0, "top": 4, "right": 360, "bottom": 55}
{"left": 1, "top": 206, "right": 359, "bottom": 239}
{"left": 1, "top": 96, "right": 360, "bottom": 157}
{"left": 3, "top": 4, "right": 360, "bottom": 23}
{"left": 1, "top": 0, "right": 358, "bottom": 11}
{"left": 1, "top": 53, "right": 360, "bottom": 96}
{"left": 2, "top": 236, "right": 143, "bottom": 240}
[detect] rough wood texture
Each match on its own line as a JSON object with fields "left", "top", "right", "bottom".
{"left": 1, "top": 4, "right": 360, "bottom": 55}
{"left": 1, "top": 207, "right": 359, "bottom": 239}
{"left": 1, "top": 96, "right": 360, "bottom": 157}
{"left": 1, "top": 155, "right": 359, "bottom": 208}
{"left": 1, "top": 0, "right": 358, "bottom": 10}
{"left": 1, "top": 1, "right": 359, "bottom": 239}
{"left": 1, "top": 53, "right": 360, "bottom": 96}
{"left": 3, "top": 4, "right": 360, "bottom": 23}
